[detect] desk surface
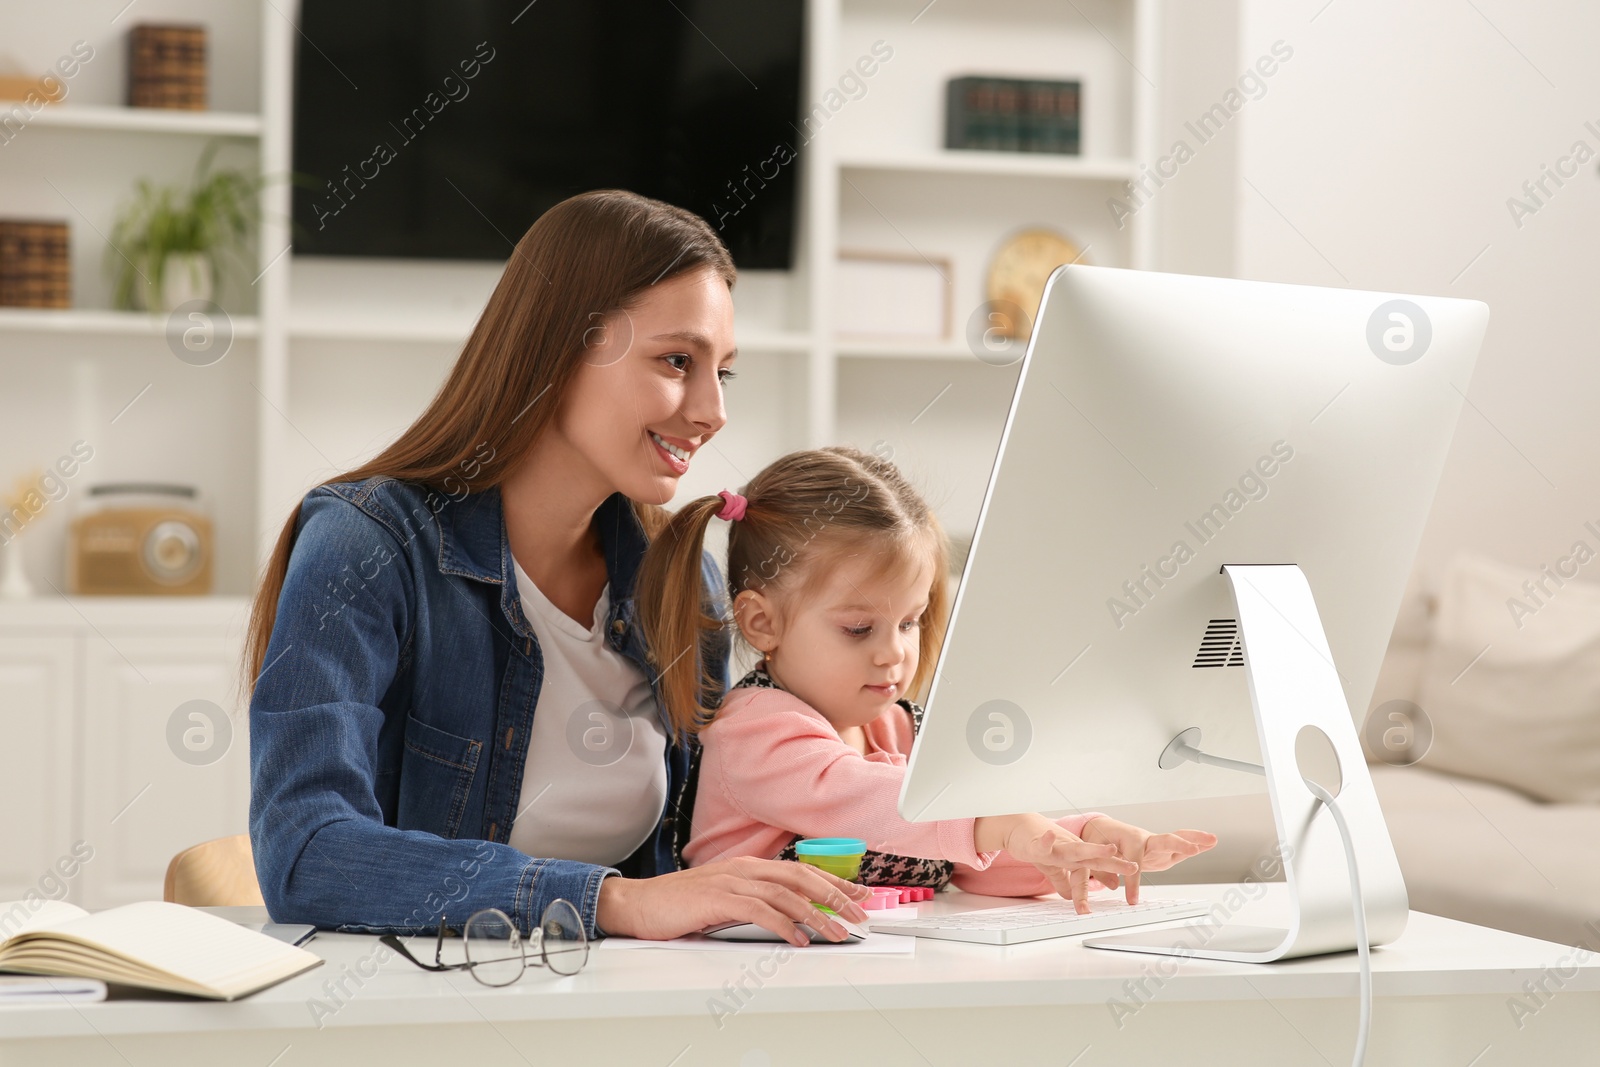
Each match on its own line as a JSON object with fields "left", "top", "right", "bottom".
{"left": 3, "top": 883, "right": 1597, "bottom": 1041}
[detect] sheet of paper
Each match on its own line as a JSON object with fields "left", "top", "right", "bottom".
{"left": 0, "top": 975, "right": 107, "bottom": 1002}
{"left": 598, "top": 933, "right": 915, "bottom": 955}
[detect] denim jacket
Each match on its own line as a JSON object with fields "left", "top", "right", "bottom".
{"left": 248, "top": 476, "right": 730, "bottom": 938}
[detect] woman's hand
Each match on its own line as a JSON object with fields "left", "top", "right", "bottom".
{"left": 1079, "top": 816, "right": 1218, "bottom": 906}
{"left": 596, "top": 858, "right": 873, "bottom": 947}
{"left": 975, "top": 813, "right": 1141, "bottom": 913}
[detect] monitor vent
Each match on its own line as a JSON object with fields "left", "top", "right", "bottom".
{"left": 1192, "top": 618, "right": 1244, "bottom": 668}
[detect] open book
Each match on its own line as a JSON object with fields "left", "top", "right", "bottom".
{"left": 0, "top": 900, "right": 323, "bottom": 1001}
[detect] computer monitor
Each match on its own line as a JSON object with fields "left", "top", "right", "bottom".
{"left": 901, "top": 264, "right": 1488, "bottom": 961}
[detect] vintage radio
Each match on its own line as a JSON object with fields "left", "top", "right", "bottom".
{"left": 69, "top": 484, "right": 213, "bottom": 595}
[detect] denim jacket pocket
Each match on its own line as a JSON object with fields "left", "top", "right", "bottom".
{"left": 401, "top": 713, "right": 483, "bottom": 840}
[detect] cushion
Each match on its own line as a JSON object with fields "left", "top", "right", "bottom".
{"left": 1415, "top": 550, "right": 1600, "bottom": 803}
{"left": 1371, "top": 763, "right": 1600, "bottom": 948}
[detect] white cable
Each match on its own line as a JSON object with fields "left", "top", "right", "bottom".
{"left": 1302, "top": 778, "right": 1370, "bottom": 1067}
{"left": 1169, "top": 733, "right": 1372, "bottom": 1063}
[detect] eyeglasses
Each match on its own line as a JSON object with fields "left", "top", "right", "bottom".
{"left": 381, "top": 900, "right": 589, "bottom": 985}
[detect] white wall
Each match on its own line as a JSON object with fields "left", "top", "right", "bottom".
{"left": 1232, "top": 0, "right": 1600, "bottom": 600}
{"left": 1154, "top": 0, "right": 1241, "bottom": 278}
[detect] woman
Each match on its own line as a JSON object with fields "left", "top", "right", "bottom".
{"left": 245, "top": 190, "right": 869, "bottom": 946}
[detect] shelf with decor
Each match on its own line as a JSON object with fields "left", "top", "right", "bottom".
{"left": 0, "top": 4, "right": 271, "bottom": 617}
{"left": 810, "top": 0, "right": 1159, "bottom": 548}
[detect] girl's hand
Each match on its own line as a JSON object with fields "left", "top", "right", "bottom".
{"left": 975, "top": 813, "right": 1141, "bottom": 912}
{"left": 1079, "top": 817, "right": 1218, "bottom": 906}
{"left": 596, "top": 858, "right": 873, "bottom": 947}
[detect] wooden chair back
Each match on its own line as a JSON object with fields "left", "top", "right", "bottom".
{"left": 163, "top": 834, "right": 265, "bottom": 907}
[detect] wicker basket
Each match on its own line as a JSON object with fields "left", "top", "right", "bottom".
{"left": 127, "top": 23, "right": 207, "bottom": 110}
{"left": 0, "top": 219, "right": 71, "bottom": 308}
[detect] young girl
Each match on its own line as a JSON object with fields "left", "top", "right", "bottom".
{"left": 637, "top": 446, "right": 1216, "bottom": 912}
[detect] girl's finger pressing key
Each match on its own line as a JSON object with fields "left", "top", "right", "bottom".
{"left": 1069, "top": 865, "right": 1094, "bottom": 914}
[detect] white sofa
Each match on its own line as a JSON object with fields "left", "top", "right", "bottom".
{"left": 1133, "top": 552, "right": 1600, "bottom": 949}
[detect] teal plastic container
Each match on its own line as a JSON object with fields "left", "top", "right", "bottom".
{"left": 794, "top": 837, "right": 867, "bottom": 881}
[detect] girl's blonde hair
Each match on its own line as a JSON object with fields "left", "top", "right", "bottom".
{"left": 636, "top": 445, "right": 951, "bottom": 737}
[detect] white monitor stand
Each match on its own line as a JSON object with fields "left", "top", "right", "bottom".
{"left": 1082, "top": 563, "right": 1409, "bottom": 962}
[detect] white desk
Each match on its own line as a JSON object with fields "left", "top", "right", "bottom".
{"left": 2, "top": 884, "right": 1596, "bottom": 1066}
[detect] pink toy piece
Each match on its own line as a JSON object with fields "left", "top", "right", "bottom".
{"left": 863, "top": 888, "right": 901, "bottom": 911}
{"left": 873, "top": 884, "right": 935, "bottom": 905}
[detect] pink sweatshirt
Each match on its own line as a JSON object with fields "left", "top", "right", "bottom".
{"left": 685, "top": 685, "right": 1106, "bottom": 897}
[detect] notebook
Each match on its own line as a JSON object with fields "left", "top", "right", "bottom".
{"left": 0, "top": 900, "right": 323, "bottom": 1000}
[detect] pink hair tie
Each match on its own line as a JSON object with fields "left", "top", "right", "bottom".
{"left": 716, "top": 490, "right": 747, "bottom": 521}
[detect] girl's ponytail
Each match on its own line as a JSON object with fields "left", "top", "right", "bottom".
{"left": 635, "top": 493, "right": 731, "bottom": 739}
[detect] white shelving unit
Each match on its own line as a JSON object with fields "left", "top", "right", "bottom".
{"left": 2, "top": 0, "right": 1161, "bottom": 595}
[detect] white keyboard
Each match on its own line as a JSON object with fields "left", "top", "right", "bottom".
{"left": 866, "top": 896, "right": 1213, "bottom": 945}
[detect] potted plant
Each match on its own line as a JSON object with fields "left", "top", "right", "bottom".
{"left": 106, "top": 140, "right": 262, "bottom": 313}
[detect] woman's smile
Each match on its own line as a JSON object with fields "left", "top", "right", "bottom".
{"left": 648, "top": 430, "right": 694, "bottom": 474}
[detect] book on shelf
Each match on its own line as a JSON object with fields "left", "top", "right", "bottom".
{"left": 0, "top": 899, "right": 322, "bottom": 1001}
{"left": 945, "top": 75, "right": 1080, "bottom": 155}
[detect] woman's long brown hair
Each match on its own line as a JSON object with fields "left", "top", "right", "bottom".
{"left": 635, "top": 445, "right": 952, "bottom": 737}
{"left": 241, "top": 189, "right": 735, "bottom": 705}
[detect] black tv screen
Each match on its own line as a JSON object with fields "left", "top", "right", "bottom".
{"left": 292, "top": 0, "right": 804, "bottom": 269}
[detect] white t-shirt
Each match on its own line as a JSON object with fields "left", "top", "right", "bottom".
{"left": 505, "top": 555, "right": 668, "bottom": 867}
